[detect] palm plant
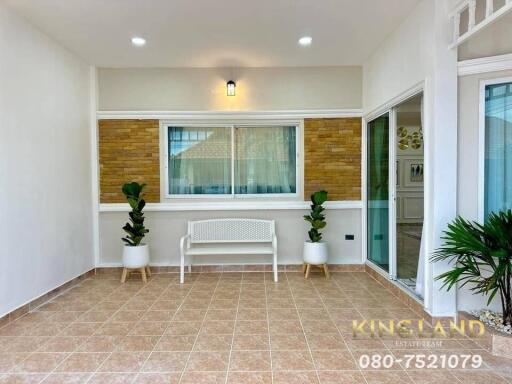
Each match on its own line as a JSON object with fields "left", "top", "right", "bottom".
{"left": 304, "top": 190, "right": 328, "bottom": 242}
{"left": 431, "top": 210, "right": 512, "bottom": 325}
{"left": 121, "top": 182, "right": 149, "bottom": 246}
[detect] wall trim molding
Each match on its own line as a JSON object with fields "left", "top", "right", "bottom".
{"left": 99, "top": 200, "right": 363, "bottom": 212}
{"left": 458, "top": 54, "right": 512, "bottom": 77}
{"left": 363, "top": 81, "right": 425, "bottom": 122}
{"left": 96, "top": 109, "right": 363, "bottom": 120}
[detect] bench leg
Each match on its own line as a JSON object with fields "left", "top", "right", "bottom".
{"left": 188, "top": 255, "right": 192, "bottom": 274}
{"left": 180, "top": 250, "right": 185, "bottom": 284}
{"left": 273, "top": 252, "right": 278, "bottom": 282}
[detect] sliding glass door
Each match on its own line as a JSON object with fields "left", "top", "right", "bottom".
{"left": 367, "top": 113, "right": 390, "bottom": 272}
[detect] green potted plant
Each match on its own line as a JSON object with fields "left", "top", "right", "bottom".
{"left": 432, "top": 210, "right": 512, "bottom": 330}
{"left": 303, "top": 190, "right": 329, "bottom": 265}
{"left": 121, "top": 182, "right": 150, "bottom": 273}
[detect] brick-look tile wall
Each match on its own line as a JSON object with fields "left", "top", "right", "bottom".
{"left": 304, "top": 118, "right": 361, "bottom": 201}
{"left": 98, "top": 119, "right": 160, "bottom": 203}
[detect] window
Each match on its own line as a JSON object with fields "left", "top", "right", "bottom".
{"left": 483, "top": 81, "right": 512, "bottom": 219}
{"left": 166, "top": 124, "right": 298, "bottom": 197}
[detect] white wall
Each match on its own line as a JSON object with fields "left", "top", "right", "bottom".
{"left": 99, "top": 209, "right": 361, "bottom": 266}
{"left": 362, "top": 0, "right": 434, "bottom": 114}
{"left": 457, "top": 69, "right": 512, "bottom": 312}
{"left": 97, "top": 66, "right": 362, "bottom": 111}
{"left": 363, "top": 0, "right": 460, "bottom": 317}
{"left": 0, "top": 5, "right": 94, "bottom": 316}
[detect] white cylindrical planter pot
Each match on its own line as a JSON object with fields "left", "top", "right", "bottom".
{"left": 122, "top": 244, "right": 149, "bottom": 268}
{"left": 303, "top": 241, "right": 328, "bottom": 265}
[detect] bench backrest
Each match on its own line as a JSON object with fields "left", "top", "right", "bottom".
{"left": 189, "top": 219, "right": 275, "bottom": 243}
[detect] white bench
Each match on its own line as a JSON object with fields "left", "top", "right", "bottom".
{"left": 179, "top": 218, "right": 278, "bottom": 283}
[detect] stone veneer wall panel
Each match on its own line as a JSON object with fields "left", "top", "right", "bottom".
{"left": 98, "top": 119, "right": 160, "bottom": 203}
{"left": 304, "top": 118, "right": 362, "bottom": 200}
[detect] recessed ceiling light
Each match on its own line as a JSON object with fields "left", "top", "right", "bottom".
{"left": 131, "top": 37, "right": 146, "bottom": 46}
{"left": 298, "top": 36, "right": 312, "bottom": 46}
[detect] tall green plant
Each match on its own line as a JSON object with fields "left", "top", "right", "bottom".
{"left": 432, "top": 210, "right": 512, "bottom": 325}
{"left": 121, "top": 182, "right": 149, "bottom": 246}
{"left": 304, "top": 190, "right": 328, "bottom": 242}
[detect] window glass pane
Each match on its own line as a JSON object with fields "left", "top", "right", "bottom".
{"left": 234, "top": 126, "right": 296, "bottom": 194}
{"left": 485, "top": 82, "right": 512, "bottom": 217}
{"left": 168, "top": 126, "right": 231, "bottom": 195}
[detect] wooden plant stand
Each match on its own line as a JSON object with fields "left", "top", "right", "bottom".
{"left": 303, "top": 263, "right": 330, "bottom": 279}
{"left": 121, "top": 266, "right": 151, "bottom": 283}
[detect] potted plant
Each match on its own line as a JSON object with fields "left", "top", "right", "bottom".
{"left": 121, "top": 182, "right": 150, "bottom": 278}
{"left": 432, "top": 210, "right": 512, "bottom": 332}
{"left": 303, "top": 190, "right": 329, "bottom": 265}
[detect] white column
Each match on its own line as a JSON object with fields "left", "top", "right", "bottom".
{"left": 424, "top": 0, "right": 458, "bottom": 318}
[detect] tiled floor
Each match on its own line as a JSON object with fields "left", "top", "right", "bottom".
{"left": 0, "top": 271, "right": 511, "bottom": 384}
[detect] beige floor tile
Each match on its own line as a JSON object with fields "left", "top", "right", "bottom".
{"left": 232, "top": 334, "right": 270, "bottom": 350}
{"left": 99, "top": 351, "right": 150, "bottom": 372}
{"left": 37, "top": 337, "right": 87, "bottom": 353}
{"left": 55, "top": 352, "right": 109, "bottom": 372}
{"left": 117, "top": 336, "right": 160, "bottom": 351}
{"left": 272, "top": 350, "right": 315, "bottom": 371}
{"left": 141, "top": 351, "right": 188, "bottom": 372}
{"left": 0, "top": 353, "right": 29, "bottom": 373}
{"left": 59, "top": 323, "right": 100, "bottom": 337}
{"left": 229, "top": 350, "right": 271, "bottom": 371}
{"left": 133, "top": 372, "right": 180, "bottom": 384}
{"left": 154, "top": 336, "right": 195, "bottom": 352}
{"left": 271, "top": 334, "right": 309, "bottom": 350}
{"left": 306, "top": 334, "right": 346, "bottom": 350}
{"left": 77, "top": 336, "right": 123, "bottom": 352}
{"left": 139, "top": 311, "right": 174, "bottom": 322}
{"left": 186, "top": 352, "right": 229, "bottom": 371}
{"left": 193, "top": 334, "right": 232, "bottom": 351}
{"left": 317, "top": 370, "right": 367, "bottom": 384}
{"left": 128, "top": 322, "right": 168, "bottom": 336}
{"left": 87, "top": 372, "right": 136, "bottom": 384}
{"left": 406, "top": 370, "right": 459, "bottom": 384}
{"left": 14, "top": 352, "right": 68, "bottom": 373}
{"left": 269, "top": 321, "right": 303, "bottom": 334}
{"left": 451, "top": 370, "right": 509, "bottom": 384}
{"left": 93, "top": 322, "right": 136, "bottom": 337}
{"left": 228, "top": 371, "right": 272, "bottom": 384}
{"left": 180, "top": 371, "right": 226, "bottom": 384}
{"left": 235, "top": 321, "right": 268, "bottom": 335}
{"left": 0, "top": 373, "right": 47, "bottom": 383}
{"left": 273, "top": 371, "right": 319, "bottom": 384}
{"left": 311, "top": 350, "right": 357, "bottom": 370}
{"left": 200, "top": 321, "right": 235, "bottom": 335}
{"left": 164, "top": 322, "right": 201, "bottom": 336}
{"left": 363, "top": 371, "right": 412, "bottom": 384}
{"left": 41, "top": 373, "right": 91, "bottom": 384}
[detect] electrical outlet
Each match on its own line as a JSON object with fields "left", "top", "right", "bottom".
{"left": 345, "top": 234, "right": 355, "bottom": 240}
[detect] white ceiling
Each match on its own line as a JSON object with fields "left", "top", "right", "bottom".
{"left": 4, "top": 0, "right": 421, "bottom": 68}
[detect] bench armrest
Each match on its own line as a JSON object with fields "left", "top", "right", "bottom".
{"left": 180, "top": 234, "right": 191, "bottom": 251}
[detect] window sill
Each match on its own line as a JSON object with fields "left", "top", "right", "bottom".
{"left": 99, "top": 200, "right": 363, "bottom": 212}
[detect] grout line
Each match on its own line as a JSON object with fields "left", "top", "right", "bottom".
{"left": 223, "top": 272, "right": 242, "bottom": 384}
{"left": 177, "top": 272, "right": 222, "bottom": 383}
{"left": 285, "top": 272, "right": 323, "bottom": 384}
{"left": 131, "top": 274, "right": 198, "bottom": 384}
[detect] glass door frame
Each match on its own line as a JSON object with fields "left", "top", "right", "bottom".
{"left": 364, "top": 109, "right": 396, "bottom": 278}
{"left": 363, "top": 91, "right": 425, "bottom": 301}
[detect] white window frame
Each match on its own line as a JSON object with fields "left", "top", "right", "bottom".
{"left": 478, "top": 76, "right": 512, "bottom": 222}
{"left": 160, "top": 119, "right": 302, "bottom": 200}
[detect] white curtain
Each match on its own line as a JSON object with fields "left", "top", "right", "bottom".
{"left": 416, "top": 95, "right": 425, "bottom": 298}
{"left": 234, "top": 126, "right": 296, "bottom": 194}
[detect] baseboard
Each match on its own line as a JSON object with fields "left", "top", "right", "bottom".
{"left": 95, "top": 263, "right": 366, "bottom": 274}
{"left": 0, "top": 268, "right": 96, "bottom": 329}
